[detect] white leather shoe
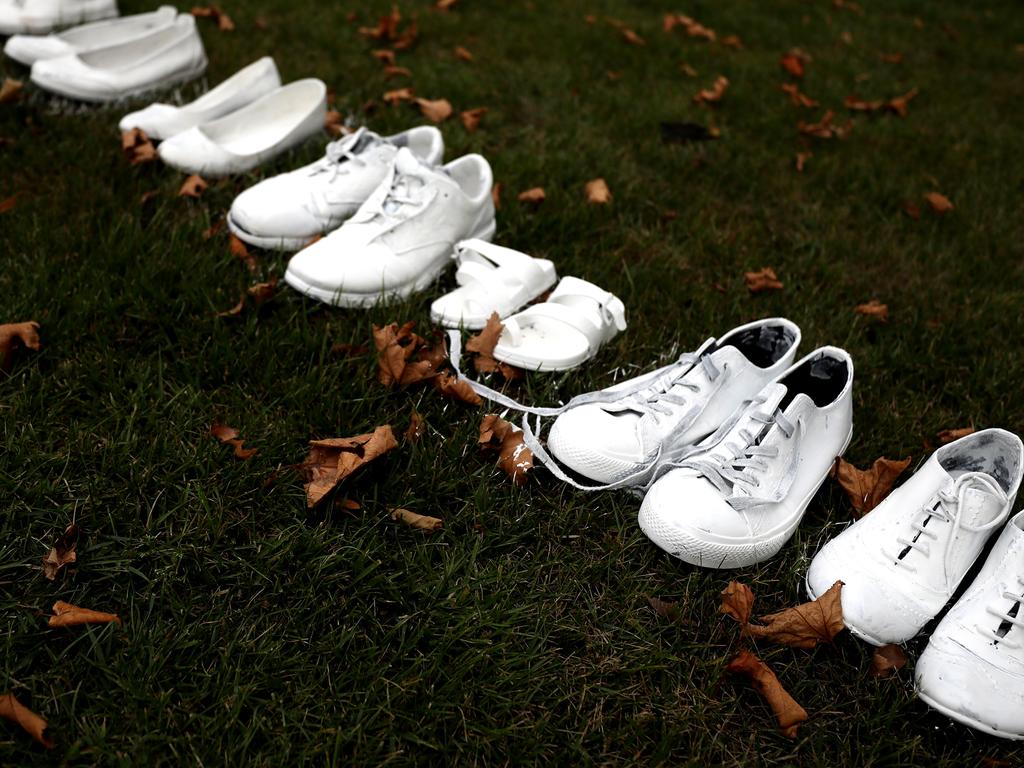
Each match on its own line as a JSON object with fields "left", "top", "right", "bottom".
{"left": 157, "top": 78, "right": 327, "bottom": 178}
{"left": 4, "top": 6, "right": 173, "bottom": 67}
{"left": 545, "top": 319, "right": 801, "bottom": 487}
{"left": 119, "top": 56, "right": 281, "bottom": 140}
{"left": 0, "top": 0, "right": 116, "bottom": 36}
{"left": 916, "top": 507, "right": 1024, "bottom": 740}
{"left": 228, "top": 125, "right": 444, "bottom": 250}
{"left": 284, "top": 147, "right": 496, "bottom": 307}
{"left": 806, "top": 428, "right": 1023, "bottom": 645}
{"left": 639, "top": 346, "right": 854, "bottom": 569}
{"left": 30, "top": 14, "right": 206, "bottom": 103}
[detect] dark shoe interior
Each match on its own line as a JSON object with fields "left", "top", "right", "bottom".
{"left": 940, "top": 431, "right": 1022, "bottom": 493}
{"left": 778, "top": 352, "right": 849, "bottom": 409}
{"left": 715, "top": 323, "right": 798, "bottom": 369}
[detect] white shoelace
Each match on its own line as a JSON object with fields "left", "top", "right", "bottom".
{"left": 981, "top": 575, "right": 1024, "bottom": 649}
{"left": 315, "top": 128, "right": 376, "bottom": 182}
{"left": 631, "top": 354, "right": 721, "bottom": 420}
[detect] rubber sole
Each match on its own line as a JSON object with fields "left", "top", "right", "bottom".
{"left": 917, "top": 690, "right": 1024, "bottom": 740}
{"left": 227, "top": 213, "right": 323, "bottom": 252}
{"left": 31, "top": 58, "right": 208, "bottom": 104}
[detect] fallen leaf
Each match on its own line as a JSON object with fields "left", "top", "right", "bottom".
{"left": 681, "top": 63, "right": 698, "bottom": 77}
{"left": 832, "top": 456, "right": 912, "bottom": 517}
{"left": 660, "top": 122, "right": 717, "bottom": 144}
{"left": 455, "top": 45, "right": 474, "bottom": 61}
{"left": 854, "top": 300, "right": 888, "bottom": 322}
{"left": 383, "top": 65, "right": 412, "bottom": 79}
{"left": 797, "top": 110, "right": 852, "bottom": 139}
{"left": 202, "top": 218, "right": 225, "bottom": 239}
{"left": 210, "top": 422, "right": 258, "bottom": 459}
{"left": 0, "top": 195, "right": 16, "bottom": 214}
{"left": 694, "top": 76, "right": 729, "bottom": 104}
{"left": 302, "top": 426, "right": 398, "bottom": 507}
{"left": 121, "top": 128, "right": 157, "bottom": 164}
{"left": 42, "top": 524, "right": 78, "bottom": 581}
{"left": 780, "top": 82, "right": 818, "bottom": 108}
{"left": 744, "top": 268, "right": 783, "bottom": 293}
{"left": 433, "top": 369, "right": 482, "bottom": 406}
{"left": 391, "top": 507, "right": 443, "bottom": 532}
{"left": 405, "top": 409, "right": 426, "bottom": 442}
{"left": 464, "top": 313, "right": 523, "bottom": 379}
{"left": 229, "top": 234, "right": 259, "bottom": 273}
{"left": 584, "top": 178, "right": 612, "bottom": 205}
{"left": 726, "top": 650, "right": 808, "bottom": 738}
{"left": 795, "top": 151, "right": 812, "bottom": 172}
{"left": 720, "top": 34, "right": 743, "bottom": 49}
{"left": 664, "top": 13, "right": 715, "bottom": 40}
{"left": 780, "top": 52, "right": 806, "bottom": 78}
{"left": 648, "top": 596, "right": 682, "bottom": 622}
{"left": 938, "top": 427, "right": 974, "bottom": 444}
{"left": 491, "top": 182, "right": 502, "bottom": 209}
{"left": 478, "top": 414, "right": 534, "bottom": 485}
{"left": 886, "top": 88, "right": 918, "bottom": 117}
{"left": 720, "top": 581, "right": 755, "bottom": 624}
{"left": 0, "top": 321, "right": 41, "bottom": 371}
{"left": 190, "top": 5, "right": 234, "bottom": 31}
{"left": 924, "top": 192, "right": 954, "bottom": 214}
{"left": 416, "top": 97, "right": 453, "bottom": 123}
{"left": 0, "top": 78, "right": 23, "bottom": 104}
{"left": 0, "top": 693, "right": 54, "bottom": 748}
{"left": 518, "top": 187, "right": 546, "bottom": 204}
{"left": 620, "top": 27, "right": 645, "bottom": 45}
{"left": 870, "top": 644, "right": 907, "bottom": 678}
{"left": 880, "top": 52, "right": 904, "bottom": 64}
{"left": 372, "top": 49, "right": 396, "bottom": 65}
{"left": 324, "top": 109, "right": 346, "bottom": 136}
{"left": 373, "top": 321, "right": 440, "bottom": 388}
{"left": 744, "top": 580, "right": 845, "bottom": 649}
{"left": 435, "top": 0, "right": 457, "bottom": 9}
{"left": 460, "top": 106, "right": 487, "bottom": 132}
{"left": 844, "top": 88, "right": 917, "bottom": 117}
{"left": 383, "top": 87, "right": 415, "bottom": 105}
{"left": 178, "top": 174, "right": 208, "bottom": 198}
{"left": 48, "top": 601, "right": 121, "bottom": 627}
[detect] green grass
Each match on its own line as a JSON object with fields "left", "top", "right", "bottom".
{"left": 2, "top": 0, "right": 1024, "bottom": 764}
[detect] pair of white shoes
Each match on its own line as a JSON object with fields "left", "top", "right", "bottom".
{"left": 807, "top": 428, "right": 1024, "bottom": 739}
{"left": 0, "top": 0, "right": 115, "bottom": 36}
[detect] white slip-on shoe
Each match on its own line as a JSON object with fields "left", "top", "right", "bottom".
{"left": 284, "top": 147, "right": 495, "bottom": 307}
{"left": 228, "top": 125, "right": 445, "bottom": 251}
{"left": 157, "top": 78, "right": 327, "bottom": 178}
{"left": 430, "top": 240, "right": 557, "bottom": 330}
{"left": 543, "top": 319, "right": 802, "bottom": 488}
{"left": 806, "top": 428, "right": 1023, "bottom": 646}
{"left": 119, "top": 56, "right": 281, "bottom": 140}
{"left": 638, "top": 346, "right": 854, "bottom": 569}
{"left": 29, "top": 14, "right": 206, "bottom": 103}
{"left": 916, "top": 506, "right": 1024, "bottom": 740}
{"left": 4, "top": 5, "right": 173, "bottom": 67}
{"left": 0, "top": 0, "right": 117, "bottom": 36}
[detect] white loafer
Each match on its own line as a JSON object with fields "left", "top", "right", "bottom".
{"left": 0, "top": 0, "right": 117, "bottom": 36}
{"left": 430, "top": 239, "right": 557, "bottom": 329}
{"left": 157, "top": 78, "right": 328, "bottom": 178}
{"left": 119, "top": 56, "right": 281, "bottom": 140}
{"left": 284, "top": 147, "right": 496, "bottom": 307}
{"left": 4, "top": 6, "right": 174, "bottom": 67}
{"left": 30, "top": 14, "right": 206, "bottom": 103}
{"left": 228, "top": 125, "right": 445, "bottom": 250}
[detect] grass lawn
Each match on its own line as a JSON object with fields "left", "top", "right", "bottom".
{"left": 2, "top": 0, "right": 1024, "bottom": 764}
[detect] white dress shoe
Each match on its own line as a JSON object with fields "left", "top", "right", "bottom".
{"left": 30, "top": 14, "right": 206, "bottom": 103}
{"left": 284, "top": 147, "right": 496, "bottom": 307}
{"left": 638, "top": 346, "right": 854, "bottom": 569}
{"left": 0, "top": 0, "right": 117, "bottom": 36}
{"left": 228, "top": 125, "right": 445, "bottom": 250}
{"left": 157, "top": 78, "right": 327, "bottom": 178}
{"left": 806, "top": 428, "right": 1023, "bottom": 645}
{"left": 119, "top": 56, "right": 281, "bottom": 141}
{"left": 4, "top": 5, "right": 173, "bottom": 67}
{"left": 916, "top": 507, "right": 1024, "bottom": 740}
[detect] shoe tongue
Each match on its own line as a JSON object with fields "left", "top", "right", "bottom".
{"left": 393, "top": 146, "right": 430, "bottom": 178}
{"left": 955, "top": 472, "right": 1005, "bottom": 529}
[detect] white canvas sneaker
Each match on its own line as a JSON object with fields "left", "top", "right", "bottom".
{"left": 916, "top": 507, "right": 1024, "bottom": 740}
{"left": 543, "top": 319, "right": 802, "bottom": 488}
{"left": 806, "top": 428, "right": 1023, "bottom": 645}
{"left": 284, "top": 147, "right": 495, "bottom": 307}
{"left": 4, "top": 6, "right": 173, "bottom": 67}
{"left": 638, "top": 346, "right": 854, "bottom": 569}
{"left": 228, "top": 125, "right": 445, "bottom": 251}
{"left": 0, "top": 0, "right": 116, "bottom": 36}
{"left": 30, "top": 15, "right": 206, "bottom": 103}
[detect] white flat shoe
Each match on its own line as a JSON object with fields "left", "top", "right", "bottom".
{"left": 0, "top": 0, "right": 117, "bottom": 36}
{"left": 4, "top": 6, "right": 174, "bottom": 67}
{"left": 30, "top": 14, "right": 206, "bottom": 103}
{"left": 157, "top": 78, "right": 327, "bottom": 178}
{"left": 119, "top": 56, "right": 281, "bottom": 140}
{"left": 430, "top": 239, "right": 557, "bottom": 330}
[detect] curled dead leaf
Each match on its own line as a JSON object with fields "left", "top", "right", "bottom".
{"left": 0, "top": 321, "right": 41, "bottom": 371}
{"left": 433, "top": 369, "right": 482, "bottom": 406}
{"left": 383, "top": 87, "right": 415, "bottom": 105}
{"left": 518, "top": 187, "right": 546, "bottom": 205}
{"left": 302, "top": 425, "right": 398, "bottom": 507}
{"left": 405, "top": 409, "right": 426, "bottom": 442}
{"left": 372, "top": 49, "right": 396, "bottom": 65}
{"left": 620, "top": 27, "right": 645, "bottom": 46}
{"left": 466, "top": 313, "right": 523, "bottom": 379}
{"left": 844, "top": 88, "right": 918, "bottom": 117}
{"left": 780, "top": 82, "right": 818, "bottom": 108}
{"left": 720, "top": 581, "right": 755, "bottom": 625}
{"left": 648, "top": 596, "right": 682, "bottom": 622}
{"left": 42, "top": 524, "right": 79, "bottom": 581}
{"left": 870, "top": 644, "right": 907, "bottom": 678}
{"left": 48, "top": 601, "right": 121, "bottom": 627}
{"left": 0, "top": 693, "right": 54, "bottom": 749}
{"left": 798, "top": 110, "right": 852, "bottom": 139}
{"left": 0, "top": 78, "right": 24, "bottom": 104}
{"left": 744, "top": 581, "right": 846, "bottom": 649}
{"left": 0, "top": 195, "right": 16, "bottom": 215}
{"left": 435, "top": 0, "right": 457, "bottom": 9}
{"left": 478, "top": 414, "right": 534, "bottom": 486}
{"left": 584, "top": 178, "right": 612, "bottom": 205}
{"left": 780, "top": 52, "right": 806, "bottom": 78}
{"left": 694, "top": 75, "right": 729, "bottom": 104}
{"left": 460, "top": 107, "right": 487, "bottom": 132}
{"left": 416, "top": 97, "right": 453, "bottom": 123}
{"left": 178, "top": 174, "right": 208, "bottom": 198}
{"left": 121, "top": 128, "right": 157, "bottom": 164}
{"left": 373, "top": 321, "right": 444, "bottom": 388}
{"left": 832, "top": 456, "right": 911, "bottom": 517}
{"left": 924, "top": 192, "right": 954, "bottom": 214}
{"left": 854, "top": 300, "right": 889, "bottom": 322}
{"left": 664, "top": 13, "right": 715, "bottom": 40}
{"left": 383, "top": 65, "right": 412, "bottom": 79}
{"left": 938, "top": 427, "right": 974, "bottom": 444}
{"left": 324, "top": 109, "right": 347, "bottom": 136}
{"left": 795, "top": 151, "right": 812, "bottom": 172}
{"left": 229, "top": 234, "right": 259, "bottom": 273}
{"left": 210, "top": 422, "right": 258, "bottom": 459}
{"left": 191, "top": 5, "right": 234, "bottom": 31}
{"left": 726, "top": 650, "right": 808, "bottom": 738}
{"left": 455, "top": 45, "right": 474, "bottom": 61}
{"left": 720, "top": 34, "right": 743, "bottom": 49}
{"left": 391, "top": 507, "right": 443, "bottom": 532}
{"left": 744, "top": 268, "right": 783, "bottom": 293}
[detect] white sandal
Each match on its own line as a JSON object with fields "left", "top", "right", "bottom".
{"left": 429, "top": 239, "right": 557, "bottom": 330}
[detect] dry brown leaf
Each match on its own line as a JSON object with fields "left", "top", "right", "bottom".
{"left": 210, "top": 422, "right": 258, "bottom": 459}
{"left": 797, "top": 110, "right": 852, "bottom": 139}
{"left": 491, "top": 182, "right": 502, "bottom": 209}
{"left": 924, "top": 192, "right": 954, "bottom": 214}
{"left": 229, "top": 234, "right": 259, "bottom": 273}
{"left": 780, "top": 52, "right": 806, "bottom": 78}
{"left": 584, "top": 178, "right": 612, "bottom": 205}
{"left": 478, "top": 414, "right": 534, "bottom": 485}
{"left": 0, "top": 195, "right": 15, "bottom": 214}
{"left": 190, "top": 5, "right": 234, "bottom": 31}
{"left": 855, "top": 300, "right": 889, "bottom": 322}
{"left": 48, "top": 601, "right": 121, "bottom": 627}
{"left": 720, "top": 581, "right": 755, "bottom": 624}
{"left": 681, "top": 63, "right": 698, "bottom": 77}
{"left": 844, "top": 88, "right": 917, "bottom": 117}
{"left": 405, "top": 409, "right": 426, "bottom": 442}
{"left": 885, "top": 88, "right": 918, "bottom": 117}
{"left": 373, "top": 321, "right": 441, "bottom": 388}
{"left": 620, "top": 27, "right": 645, "bottom": 45}
{"left": 745, "top": 267, "right": 783, "bottom": 293}
{"left": 518, "top": 187, "right": 546, "bottom": 204}
{"left": 383, "top": 65, "right": 412, "bottom": 79}
{"left": 455, "top": 45, "right": 474, "bottom": 61}
{"left": 383, "top": 87, "right": 415, "bottom": 105}
{"left": 664, "top": 13, "right": 716, "bottom": 40}
{"left": 0, "top": 321, "right": 41, "bottom": 371}
{"left": 744, "top": 580, "right": 845, "bottom": 649}
{"left": 780, "top": 82, "right": 818, "bottom": 108}
{"left": 832, "top": 456, "right": 912, "bottom": 517}
{"left": 648, "top": 596, "right": 682, "bottom": 622}
{"left": 694, "top": 76, "right": 729, "bottom": 104}
{"left": 870, "top": 644, "right": 907, "bottom": 678}
{"left": 795, "top": 151, "right": 812, "bottom": 172}
{"left": 302, "top": 425, "right": 398, "bottom": 507}
{"left": 433, "top": 369, "right": 482, "bottom": 406}
{"left": 938, "top": 427, "right": 974, "bottom": 444}
{"left": 324, "top": 109, "right": 346, "bottom": 136}
{"left": 391, "top": 507, "right": 443, "bottom": 532}
{"left": 178, "top": 174, "right": 208, "bottom": 198}
{"left": 880, "top": 52, "right": 904, "bottom": 64}
{"left": 121, "top": 128, "right": 157, "bottom": 164}
{"left": 416, "top": 97, "right": 453, "bottom": 123}
{"left": 465, "top": 313, "right": 523, "bottom": 379}
{"left": 372, "top": 49, "right": 396, "bottom": 65}
{"left": 0, "top": 693, "right": 54, "bottom": 749}
{"left": 460, "top": 107, "right": 487, "bottom": 132}
{"left": 0, "top": 78, "right": 24, "bottom": 104}
{"left": 726, "top": 650, "right": 808, "bottom": 738}
{"left": 720, "top": 34, "right": 743, "bottom": 49}
{"left": 435, "top": 0, "right": 457, "bottom": 9}
{"left": 42, "top": 524, "right": 79, "bottom": 581}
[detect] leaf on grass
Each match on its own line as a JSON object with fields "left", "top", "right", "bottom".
{"left": 854, "top": 300, "right": 888, "bottom": 322}
{"left": 433, "top": 369, "right": 482, "bottom": 406}
{"left": 744, "top": 268, "right": 783, "bottom": 293}
{"left": 584, "top": 178, "right": 612, "bottom": 205}
{"left": 726, "top": 649, "right": 808, "bottom": 738}
{"left": 880, "top": 52, "right": 904, "bottom": 64}
{"left": 121, "top": 128, "right": 157, "bottom": 164}
{"left": 902, "top": 200, "right": 921, "bottom": 220}
{"left": 302, "top": 425, "right": 398, "bottom": 507}
{"left": 391, "top": 507, "right": 443, "bottom": 532}
{"left": 229, "top": 234, "right": 259, "bottom": 273}
{"left": 383, "top": 87, "right": 415, "bottom": 105}
{"left": 416, "top": 97, "right": 453, "bottom": 123}
{"left": 373, "top": 321, "right": 444, "bottom": 388}
{"left": 324, "top": 109, "right": 347, "bottom": 136}
{"left": 720, "top": 34, "right": 743, "bottom": 49}
{"left": 478, "top": 414, "right": 534, "bottom": 485}
{"left": 832, "top": 456, "right": 911, "bottom": 517}
{"left": 694, "top": 76, "right": 729, "bottom": 104}
{"left": 210, "top": 422, "right": 258, "bottom": 459}
{"left": 844, "top": 88, "right": 918, "bottom": 117}
{"left": 190, "top": 5, "right": 234, "bottom": 31}
{"left": 405, "top": 409, "right": 426, "bottom": 442}
{"left": 795, "top": 151, "right": 812, "bottom": 172}
{"left": 359, "top": 6, "right": 417, "bottom": 49}
{"left": 42, "top": 524, "right": 78, "bottom": 581}
{"left": 455, "top": 45, "right": 474, "bottom": 61}
{"left": 0, "top": 195, "right": 16, "bottom": 214}
{"left": 48, "top": 601, "right": 120, "bottom": 627}
{"left": 491, "top": 182, "right": 502, "bottom": 209}
{"left": 744, "top": 580, "right": 845, "bottom": 649}
{"left": 780, "top": 82, "right": 817, "bottom": 108}
{"left": 938, "top": 427, "right": 974, "bottom": 444}
{"left": 518, "top": 187, "right": 546, "bottom": 204}
{"left": 0, "top": 321, "right": 41, "bottom": 371}
{"left": 664, "top": 14, "right": 715, "bottom": 41}
{"left": 798, "top": 110, "right": 852, "bottom": 139}
{"left": 0, "top": 78, "right": 24, "bottom": 104}
{"left": 648, "top": 596, "right": 682, "bottom": 621}
{"left": 178, "top": 174, "right": 208, "bottom": 198}
{"left": 0, "top": 693, "right": 53, "bottom": 749}
{"left": 460, "top": 107, "right": 487, "bottom": 132}
{"left": 372, "top": 49, "right": 396, "bottom": 65}
{"left": 870, "top": 644, "right": 907, "bottom": 678}
{"left": 435, "top": 0, "right": 457, "bottom": 9}
{"left": 620, "top": 27, "right": 645, "bottom": 46}
{"left": 466, "top": 313, "right": 523, "bottom": 379}
{"left": 779, "top": 52, "right": 806, "bottom": 78}
{"left": 924, "top": 192, "right": 954, "bottom": 214}
{"left": 720, "top": 581, "right": 755, "bottom": 624}
{"left": 383, "top": 65, "right": 412, "bottom": 79}
{"left": 660, "top": 122, "right": 718, "bottom": 144}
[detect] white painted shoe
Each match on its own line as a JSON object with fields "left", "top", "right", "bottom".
{"left": 4, "top": 6, "right": 173, "bottom": 67}
{"left": 284, "top": 147, "right": 495, "bottom": 307}
{"left": 0, "top": 0, "right": 116, "bottom": 36}
{"left": 806, "top": 428, "right": 1023, "bottom": 645}
{"left": 916, "top": 506, "right": 1024, "bottom": 740}
{"left": 638, "top": 346, "right": 854, "bottom": 569}
{"left": 119, "top": 56, "right": 281, "bottom": 141}
{"left": 544, "top": 319, "right": 801, "bottom": 487}
{"left": 228, "top": 125, "right": 445, "bottom": 251}
{"left": 157, "top": 79, "right": 327, "bottom": 178}
{"left": 29, "top": 15, "right": 206, "bottom": 103}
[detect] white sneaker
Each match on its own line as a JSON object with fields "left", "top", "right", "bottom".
{"left": 543, "top": 319, "right": 802, "bottom": 487}
{"left": 4, "top": 6, "right": 173, "bottom": 67}
{"left": 916, "top": 507, "right": 1024, "bottom": 740}
{"left": 157, "top": 78, "right": 327, "bottom": 178}
{"left": 638, "top": 346, "right": 854, "bottom": 569}
{"left": 284, "top": 147, "right": 495, "bottom": 307}
{"left": 228, "top": 125, "right": 445, "bottom": 251}
{"left": 30, "top": 14, "right": 206, "bottom": 103}
{"left": 0, "top": 0, "right": 117, "bottom": 35}
{"left": 806, "top": 428, "right": 1023, "bottom": 645}
{"left": 119, "top": 56, "right": 281, "bottom": 141}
